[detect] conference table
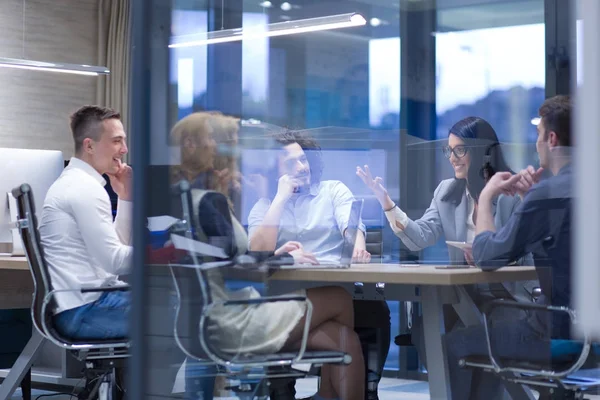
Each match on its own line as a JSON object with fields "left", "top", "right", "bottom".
{"left": 268, "top": 263, "right": 538, "bottom": 400}
{"left": 0, "top": 257, "right": 538, "bottom": 400}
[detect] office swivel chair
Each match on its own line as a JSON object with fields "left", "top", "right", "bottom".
{"left": 459, "top": 199, "right": 600, "bottom": 399}
{"left": 12, "top": 184, "right": 130, "bottom": 400}
{"left": 460, "top": 299, "right": 600, "bottom": 399}
{"left": 170, "top": 180, "right": 352, "bottom": 399}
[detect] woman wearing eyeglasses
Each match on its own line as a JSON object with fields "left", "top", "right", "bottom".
{"left": 357, "top": 116, "right": 532, "bottom": 267}
{"left": 357, "top": 117, "right": 537, "bottom": 388}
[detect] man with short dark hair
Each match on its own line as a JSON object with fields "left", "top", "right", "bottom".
{"left": 444, "top": 95, "right": 573, "bottom": 398}
{"left": 40, "top": 105, "right": 132, "bottom": 340}
{"left": 248, "top": 131, "right": 371, "bottom": 262}
{"left": 248, "top": 131, "right": 390, "bottom": 400}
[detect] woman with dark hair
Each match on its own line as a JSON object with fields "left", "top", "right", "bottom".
{"left": 357, "top": 117, "right": 537, "bottom": 396}
{"left": 357, "top": 116, "right": 530, "bottom": 267}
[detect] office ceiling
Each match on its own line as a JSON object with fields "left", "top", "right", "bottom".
{"left": 172, "top": 0, "right": 545, "bottom": 37}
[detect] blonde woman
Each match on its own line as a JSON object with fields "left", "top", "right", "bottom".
{"left": 172, "top": 112, "right": 365, "bottom": 400}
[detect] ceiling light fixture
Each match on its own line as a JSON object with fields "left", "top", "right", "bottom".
{"left": 280, "top": 2, "right": 292, "bottom": 11}
{"left": 0, "top": 0, "right": 109, "bottom": 76}
{"left": 0, "top": 58, "right": 109, "bottom": 76}
{"left": 531, "top": 117, "right": 541, "bottom": 126}
{"left": 370, "top": 17, "right": 382, "bottom": 27}
{"left": 258, "top": 1, "right": 272, "bottom": 8}
{"left": 169, "top": 12, "right": 366, "bottom": 48}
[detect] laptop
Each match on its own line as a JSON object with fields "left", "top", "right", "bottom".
{"left": 276, "top": 199, "right": 364, "bottom": 270}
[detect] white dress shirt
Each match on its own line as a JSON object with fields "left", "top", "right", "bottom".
{"left": 39, "top": 157, "right": 133, "bottom": 314}
{"left": 248, "top": 181, "right": 366, "bottom": 264}
{"left": 384, "top": 189, "right": 476, "bottom": 242}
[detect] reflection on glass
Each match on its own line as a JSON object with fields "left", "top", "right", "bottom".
{"left": 436, "top": 23, "right": 545, "bottom": 171}
{"left": 369, "top": 37, "right": 400, "bottom": 128}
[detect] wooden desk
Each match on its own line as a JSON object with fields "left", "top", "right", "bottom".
{"left": 0, "top": 256, "right": 81, "bottom": 397}
{"left": 271, "top": 263, "right": 537, "bottom": 285}
{"left": 270, "top": 263, "right": 537, "bottom": 400}
{"left": 0, "top": 256, "right": 31, "bottom": 310}
{"left": 0, "top": 256, "right": 28, "bottom": 270}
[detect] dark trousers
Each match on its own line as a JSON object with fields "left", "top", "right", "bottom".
{"left": 354, "top": 300, "right": 391, "bottom": 397}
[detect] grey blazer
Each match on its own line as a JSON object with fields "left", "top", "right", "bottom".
{"left": 396, "top": 178, "right": 538, "bottom": 303}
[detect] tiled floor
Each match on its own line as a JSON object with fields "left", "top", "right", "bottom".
{"left": 295, "top": 377, "right": 430, "bottom": 400}
{"left": 9, "top": 378, "right": 600, "bottom": 399}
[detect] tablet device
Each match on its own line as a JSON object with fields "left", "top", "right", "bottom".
{"left": 445, "top": 241, "right": 473, "bottom": 251}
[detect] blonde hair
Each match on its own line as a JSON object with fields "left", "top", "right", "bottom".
{"left": 170, "top": 112, "right": 214, "bottom": 184}
{"left": 170, "top": 112, "right": 213, "bottom": 148}
{"left": 208, "top": 114, "right": 240, "bottom": 172}
{"left": 170, "top": 112, "right": 241, "bottom": 201}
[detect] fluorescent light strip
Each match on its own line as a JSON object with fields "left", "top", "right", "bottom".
{"left": 170, "top": 13, "right": 366, "bottom": 48}
{"left": 0, "top": 57, "right": 109, "bottom": 76}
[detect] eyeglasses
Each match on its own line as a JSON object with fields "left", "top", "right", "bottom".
{"left": 442, "top": 145, "right": 468, "bottom": 159}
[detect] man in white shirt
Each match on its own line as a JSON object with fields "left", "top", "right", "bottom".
{"left": 248, "top": 132, "right": 370, "bottom": 262}
{"left": 247, "top": 131, "right": 389, "bottom": 400}
{"left": 40, "top": 105, "right": 132, "bottom": 340}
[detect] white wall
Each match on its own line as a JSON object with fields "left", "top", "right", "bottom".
{"left": 0, "top": 0, "right": 98, "bottom": 159}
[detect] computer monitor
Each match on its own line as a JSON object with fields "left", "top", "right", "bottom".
{"left": 0, "top": 148, "right": 63, "bottom": 254}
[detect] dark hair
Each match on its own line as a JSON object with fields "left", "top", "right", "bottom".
{"left": 538, "top": 95, "right": 572, "bottom": 146}
{"left": 442, "top": 117, "right": 513, "bottom": 203}
{"left": 70, "top": 105, "right": 121, "bottom": 153}
{"left": 273, "top": 130, "right": 323, "bottom": 184}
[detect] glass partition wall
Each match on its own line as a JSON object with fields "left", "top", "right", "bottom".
{"left": 129, "top": 0, "right": 587, "bottom": 398}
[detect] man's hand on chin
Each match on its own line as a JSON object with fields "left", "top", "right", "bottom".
{"left": 107, "top": 161, "right": 133, "bottom": 201}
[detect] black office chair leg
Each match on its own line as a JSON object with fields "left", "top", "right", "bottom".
{"left": 79, "top": 367, "right": 114, "bottom": 400}
{"left": 268, "top": 377, "right": 297, "bottom": 400}
{"left": 20, "top": 368, "right": 31, "bottom": 400}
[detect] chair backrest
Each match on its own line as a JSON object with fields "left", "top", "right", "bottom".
{"left": 11, "top": 184, "right": 55, "bottom": 338}
{"left": 170, "top": 264, "right": 208, "bottom": 359}
{"left": 170, "top": 180, "right": 232, "bottom": 362}
{"left": 365, "top": 228, "right": 383, "bottom": 259}
{"left": 361, "top": 197, "right": 384, "bottom": 260}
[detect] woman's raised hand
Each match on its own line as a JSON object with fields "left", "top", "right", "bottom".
{"left": 356, "top": 165, "right": 388, "bottom": 199}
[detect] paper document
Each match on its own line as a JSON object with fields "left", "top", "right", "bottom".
{"left": 147, "top": 215, "right": 180, "bottom": 231}
{"left": 170, "top": 234, "right": 228, "bottom": 259}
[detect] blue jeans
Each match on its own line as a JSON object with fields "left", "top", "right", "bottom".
{"left": 54, "top": 291, "right": 130, "bottom": 339}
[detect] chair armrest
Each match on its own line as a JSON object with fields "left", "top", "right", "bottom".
{"left": 80, "top": 285, "right": 131, "bottom": 294}
{"left": 222, "top": 295, "right": 306, "bottom": 307}
{"left": 482, "top": 298, "right": 574, "bottom": 316}
{"left": 169, "top": 261, "right": 234, "bottom": 271}
{"left": 480, "top": 299, "right": 590, "bottom": 378}
{"left": 42, "top": 286, "right": 130, "bottom": 316}
{"left": 482, "top": 299, "right": 578, "bottom": 329}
